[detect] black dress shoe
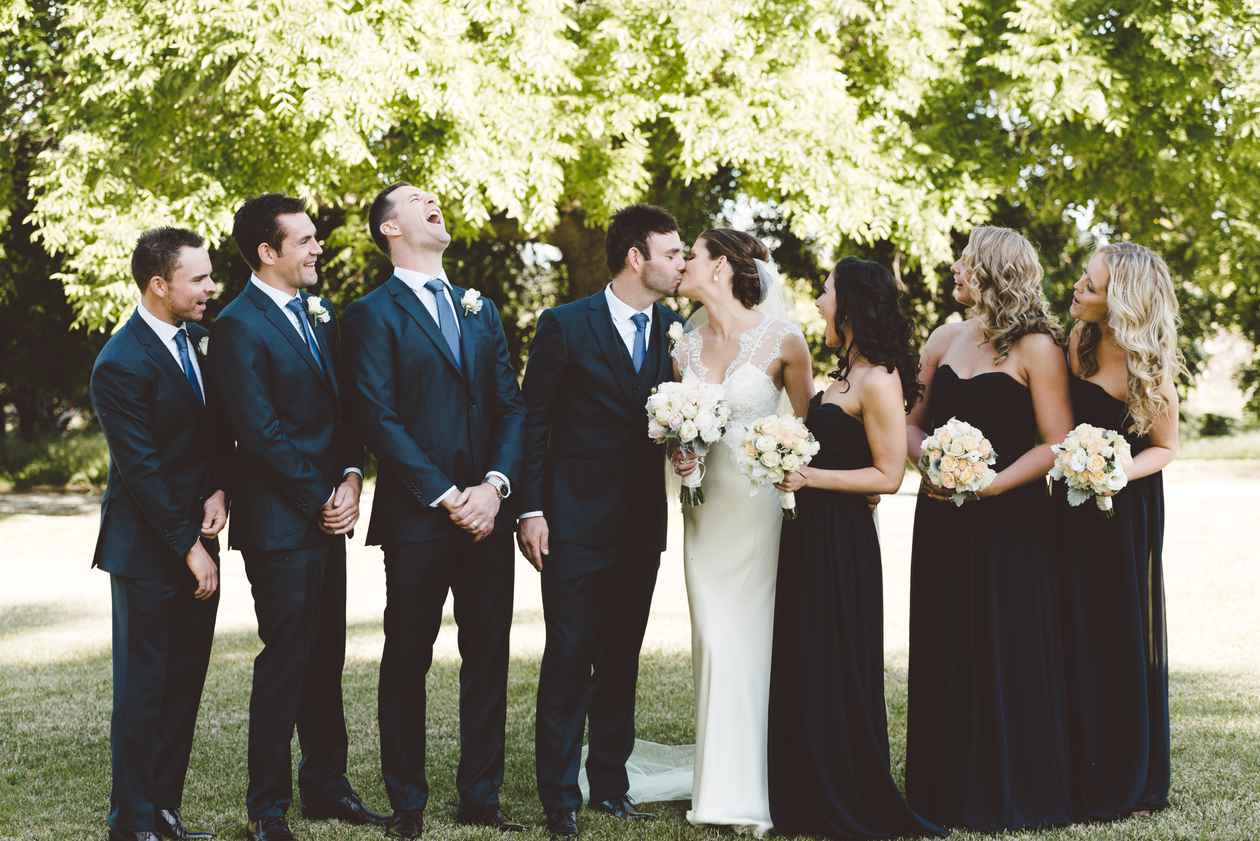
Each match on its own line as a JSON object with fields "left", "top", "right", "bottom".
{"left": 385, "top": 810, "right": 424, "bottom": 839}
{"left": 107, "top": 831, "right": 160, "bottom": 841}
{"left": 456, "top": 805, "right": 526, "bottom": 832}
{"left": 544, "top": 809, "right": 578, "bottom": 837}
{"left": 246, "top": 816, "right": 296, "bottom": 841}
{"left": 591, "top": 796, "right": 654, "bottom": 820}
{"left": 302, "top": 793, "right": 389, "bottom": 826}
{"left": 155, "top": 808, "right": 213, "bottom": 840}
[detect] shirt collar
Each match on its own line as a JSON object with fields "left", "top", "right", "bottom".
{"left": 394, "top": 266, "right": 450, "bottom": 296}
{"left": 136, "top": 300, "right": 184, "bottom": 345}
{"left": 604, "top": 283, "right": 653, "bottom": 325}
{"left": 250, "top": 274, "right": 306, "bottom": 311}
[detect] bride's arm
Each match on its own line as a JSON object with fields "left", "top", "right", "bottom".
{"left": 792, "top": 368, "right": 907, "bottom": 495}
{"left": 780, "top": 331, "right": 814, "bottom": 417}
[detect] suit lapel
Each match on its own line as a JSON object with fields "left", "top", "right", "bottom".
{"left": 128, "top": 310, "right": 205, "bottom": 407}
{"left": 245, "top": 283, "right": 332, "bottom": 393}
{"left": 586, "top": 292, "right": 638, "bottom": 408}
{"left": 302, "top": 292, "right": 340, "bottom": 398}
{"left": 386, "top": 275, "right": 462, "bottom": 377}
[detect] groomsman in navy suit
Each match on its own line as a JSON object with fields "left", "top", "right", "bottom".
{"left": 208, "top": 194, "right": 386, "bottom": 841}
{"left": 90, "top": 227, "right": 232, "bottom": 841}
{"left": 340, "top": 183, "right": 526, "bottom": 839}
{"left": 519, "top": 204, "right": 686, "bottom": 837}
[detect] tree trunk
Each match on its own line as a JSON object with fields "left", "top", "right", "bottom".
{"left": 13, "top": 387, "right": 43, "bottom": 442}
{"left": 548, "top": 208, "right": 610, "bottom": 302}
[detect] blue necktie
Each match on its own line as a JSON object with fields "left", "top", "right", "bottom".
{"left": 173, "top": 329, "right": 205, "bottom": 406}
{"left": 425, "top": 279, "right": 462, "bottom": 367}
{"left": 630, "top": 312, "right": 649, "bottom": 373}
{"left": 285, "top": 297, "right": 325, "bottom": 371}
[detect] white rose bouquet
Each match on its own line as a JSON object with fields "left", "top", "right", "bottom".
{"left": 1050, "top": 423, "right": 1131, "bottom": 518}
{"left": 734, "top": 414, "right": 821, "bottom": 519}
{"left": 646, "top": 381, "right": 731, "bottom": 505}
{"left": 918, "top": 417, "right": 998, "bottom": 507}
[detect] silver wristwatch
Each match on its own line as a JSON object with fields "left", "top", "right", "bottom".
{"left": 485, "top": 475, "right": 510, "bottom": 499}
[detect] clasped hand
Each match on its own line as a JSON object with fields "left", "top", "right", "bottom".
{"left": 444, "top": 483, "right": 500, "bottom": 542}
{"left": 320, "top": 473, "right": 362, "bottom": 535}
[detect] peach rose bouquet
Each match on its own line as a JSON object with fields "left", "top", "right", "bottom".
{"left": 1050, "top": 423, "right": 1130, "bottom": 517}
{"left": 918, "top": 417, "right": 998, "bottom": 507}
{"left": 735, "top": 414, "right": 821, "bottom": 519}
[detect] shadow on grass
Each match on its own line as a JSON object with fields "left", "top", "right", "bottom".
{"left": 0, "top": 602, "right": 84, "bottom": 641}
{"left": 2, "top": 640, "right": 1257, "bottom": 840}
{"left": 0, "top": 492, "right": 101, "bottom": 520}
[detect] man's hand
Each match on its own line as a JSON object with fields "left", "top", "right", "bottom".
{"left": 449, "top": 483, "right": 501, "bottom": 542}
{"left": 201, "top": 490, "right": 228, "bottom": 537}
{"left": 321, "top": 473, "right": 363, "bottom": 535}
{"left": 186, "top": 540, "right": 219, "bottom": 600}
{"left": 517, "top": 516, "right": 549, "bottom": 572}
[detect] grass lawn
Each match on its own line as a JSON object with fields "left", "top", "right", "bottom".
{"left": 1, "top": 622, "right": 1258, "bottom": 841}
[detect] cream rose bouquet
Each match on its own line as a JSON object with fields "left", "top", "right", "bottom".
{"left": 918, "top": 417, "right": 998, "bottom": 507}
{"left": 1050, "top": 423, "right": 1130, "bottom": 517}
{"left": 646, "top": 381, "right": 731, "bottom": 505}
{"left": 734, "top": 414, "right": 821, "bottom": 519}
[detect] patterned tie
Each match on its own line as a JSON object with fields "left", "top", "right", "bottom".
{"left": 630, "top": 312, "right": 649, "bottom": 373}
{"left": 425, "top": 278, "right": 462, "bottom": 367}
{"left": 285, "top": 297, "right": 325, "bottom": 370}
{"left": 173, "top": 329, "right": 205, "bottom": 406}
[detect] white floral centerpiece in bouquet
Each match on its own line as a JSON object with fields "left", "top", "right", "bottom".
{"left": 919, "top": 417, "right": 998, "bottom": 507}
{"left": 1050, "top": 423, "right": 1130, "bottom": 518}
{"left": 646, "top": 381, "right": 731, "bottom": 506}
{"left": 734, "top": 414, "right": 821, "bottom": 519}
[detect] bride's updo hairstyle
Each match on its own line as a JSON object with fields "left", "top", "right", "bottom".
{"left": 959, "top": 225, "right": 1062, "bottom": 361}
{"left": 698, "top": 228, "right": 769, "bottom": 309}
{"left": 828, "top": 257, "right": 925, "bottom": 412}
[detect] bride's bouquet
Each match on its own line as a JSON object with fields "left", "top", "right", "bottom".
{"left": 918, "top": 417, "right": 998, "bottom": 507}
{"left": 646, "top": 381, "right": 731, "bottom": 506}
{"left": 1050, "top": 423, "right": 1130, "bottom": 518}
{"left": 734, "top": 414, "right": 821, "bottom": 519}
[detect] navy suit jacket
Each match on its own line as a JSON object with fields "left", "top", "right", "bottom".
{"left": 520, "top": 291, "right": 682, "bottom": 570}
{"left": 341, "top": 275, "right": 525, "bottom": 546}
{"left": 90, "top": 311, "right": 233, "bottom": 580}
{"left": 208, "top": 281, "right": 362, "bottom": 552}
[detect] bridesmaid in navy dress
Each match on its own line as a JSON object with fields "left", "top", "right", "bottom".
{"left": 1060, "top": 242, "right": 1182, "bottom": 820}
{"left": 904, "top": 227, "right": 1075, "bottom": 832}
{"left": 768, "top": 258, "right": 944, "bottom": 840}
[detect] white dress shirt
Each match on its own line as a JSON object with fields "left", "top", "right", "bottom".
{"left": 248, "top": 275, "right": 361, "bottom": 499}
{"left": 519, "top": 284, "right": 652, "bottom": 522}
{"left": 391, "top": 265, "right": 510, "bottom": 508}
{"left": 136, "top": 301, "right": 206, "bottom": 403}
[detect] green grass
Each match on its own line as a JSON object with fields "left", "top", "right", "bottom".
{"left": 0, "top": 430, "right": 109, "bottom": 491}
{"left": 1179, "top": 430, "right": 1260, "bottom": 460}
{"left": 1, "top": 626, "right": 1257, "bottom": 841}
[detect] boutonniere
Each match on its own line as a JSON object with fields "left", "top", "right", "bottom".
{"left": 306, "top": 296, "right": 331, "bottom": 324}
{"left": 461, "top": 289, "right": 483, "bottom": 317}
{"left": 668, "top": 322, "right": 685, "bottom": 353}
{"left": 198, "top": 336, "right": 210, "bottom": 356}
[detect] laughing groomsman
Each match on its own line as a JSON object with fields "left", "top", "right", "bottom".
{"left": 209, "top": 194, "right": 386, "bottom": 841}
{"left": 91, "top": 227, "right": 233, "bottom": 841}
{"left": 340, "top": 183, "right": 526, "bottom": 839}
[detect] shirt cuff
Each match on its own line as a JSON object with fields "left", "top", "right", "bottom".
{"left": 343, "top": 467, "right": 363, "bottom": 479}
{"left": 518, "top": 511, "right": 545, "bottom": 520}
{"left": 430, "top": 485, "right": 458, "bottom": 508}
{"left": 485, "top": 471, "right": 511, "bottom": 497}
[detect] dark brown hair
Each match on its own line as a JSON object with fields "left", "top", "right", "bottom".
{"left": 130, "top": 227, "right": 204, "bottom": 292}
{"left": 697, "top": 228, "right": 768, "bottom": 309}
{"left": 369, "top": 182, "right": 410, "bottom": 255}
{"left": 232, "top": 193, "right": 308, "bottom": 271}
{"left": 605, "top": 203, "right": 679, "bottom": 274}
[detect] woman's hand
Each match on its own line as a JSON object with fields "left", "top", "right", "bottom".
{"left": 775, "top": 469, "right": 809, "bottom": 493}
{"left": 918, "top": 476, "right": 953, "bottom": 502}
{"left": 671, "top": 447, "right": 699, "bottom": 477}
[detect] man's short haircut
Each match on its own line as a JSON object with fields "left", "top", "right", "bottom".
{"left": 369, "top": 182, "right": 411, "bottom": 256}
{"left": 605, "top": 203, "right": 679, "bottom": 275}
{"left": 232, "top": 193, "right": 308, "bottom": 271}
{"left": 131, "top": 227, "right": 205, "bottom": 292}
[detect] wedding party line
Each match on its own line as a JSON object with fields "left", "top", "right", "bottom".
{"left": 89, "top": 189, "right": 1177, "bottom": 841}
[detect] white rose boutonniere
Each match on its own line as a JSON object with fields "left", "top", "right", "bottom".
{"left": 198, "top": 336, "right": 210, "bottom": 356}
{"left": 461, "top": 289, "right": 483, "bottom": 316}
{"left": 668, "top": 322, "right": 685, "bottom": 353}
{"left": 306, "top": 296, "right": 331, "bottom": 324}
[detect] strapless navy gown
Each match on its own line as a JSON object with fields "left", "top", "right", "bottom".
{"left": 769, "top": 393, "right": 945, "bottom": 839}
{"left": 905, "top": 366, "right": 1072, "bottom": 832}
{"left": 1058, "top": 375, "right": 1169, "bottom": 820}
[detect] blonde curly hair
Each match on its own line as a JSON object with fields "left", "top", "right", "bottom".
{"left": 959, "top": 226, "right": 1063, "bottom": 361}
{"left": 1078, "top": 242, "right": 1186, "bottom": 436}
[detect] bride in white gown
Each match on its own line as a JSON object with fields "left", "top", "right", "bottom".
{"left": 671, "top": 229, "right": 813, "bottom": 834}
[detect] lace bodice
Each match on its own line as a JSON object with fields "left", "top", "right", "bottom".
{"left": 673, "top": 316, "right": 802, "bottom": 443}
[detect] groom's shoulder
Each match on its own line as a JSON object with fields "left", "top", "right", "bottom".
{"left": 544, "top": 294, "right": 598, "bottom": 324}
